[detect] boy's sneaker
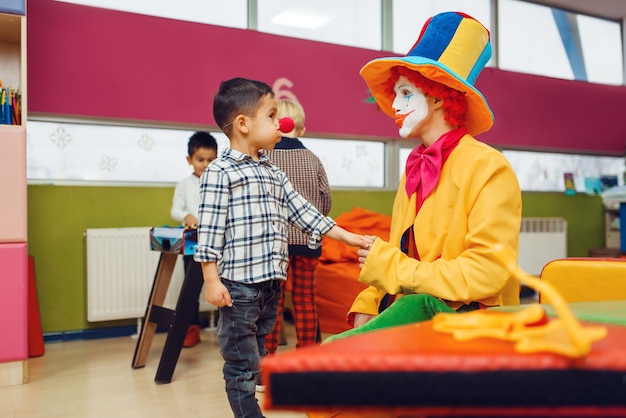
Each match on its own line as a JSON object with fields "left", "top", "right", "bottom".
{"left": 183, "top": 324, "right": 201, "bottom": 348}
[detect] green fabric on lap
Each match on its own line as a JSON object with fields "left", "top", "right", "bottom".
{"left": 325, "top": 294, "right": 455, "bottom": 343}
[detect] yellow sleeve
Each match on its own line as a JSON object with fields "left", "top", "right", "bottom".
{"left": 347, "top": 284, "right": 384, "bottom": 319}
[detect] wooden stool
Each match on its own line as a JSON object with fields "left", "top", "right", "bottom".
{"left": 131, "top": 252, "right": 204, "bottom": 383}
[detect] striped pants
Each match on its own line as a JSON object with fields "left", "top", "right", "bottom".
{"left": 266, "top": 255, "right": 320, "bottom": 354}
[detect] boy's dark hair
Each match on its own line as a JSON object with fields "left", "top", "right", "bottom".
{"left": 188, "top": 131, "right": 218, "bottom": 157}
{"left": 213, "top": 77, "right": 274, "bottom": 136}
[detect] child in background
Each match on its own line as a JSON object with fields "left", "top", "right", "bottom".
{"left": 170, "top": 131, "right": 218, "bottom": 348}
{"left": 194, "top": 77, "right": 370, "bottom": 418}
{"left": 264, "top": 99, "right": 331, "bottom": 354}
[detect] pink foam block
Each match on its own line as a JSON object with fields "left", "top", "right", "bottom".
{"left": 0, "top": 243, "right": 28, "bottom": 362}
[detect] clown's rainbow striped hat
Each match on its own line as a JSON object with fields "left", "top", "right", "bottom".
{"left": 360, "top": 11, "right": 493, "bottom": 135}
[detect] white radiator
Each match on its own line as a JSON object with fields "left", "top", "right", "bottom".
{"left": 85, "top": 219, "right": 566, "bottom": 321}
{"left": 86, "top": 227, "right": 215, "bottom": 322}
{"left": 518, "top": 217, "right": 568, "bottom": 275}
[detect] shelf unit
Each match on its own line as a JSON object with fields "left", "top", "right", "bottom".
{"left": 0, "top": 3, "right": 28, "bottom": 387}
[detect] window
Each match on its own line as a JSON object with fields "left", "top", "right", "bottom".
{"left": 27, "top": 120, "right": 386, "bottom": 188}
{"left": 28, "top": 119, "right": 624, "bottom": 193}
{"left": 502, "top": 150, "right": 624, "bottom": 193}
{"left": 398, "top": 146, "right": 624, "bottom": 193}
{"left": 392, "top": 0, "right": 492, "bottom": 54}
{"left": 498, "top": 0, "right": 623, "bottom": 85}
{"left": 578, "top": 15, "right": 623, "bottom": 85}
{"left": 257, "top": 0, "right": 381, "bottom": 49}
{"left": 300, "top": 137, "right": 385, "bottom": 188}
{"left": 27, "top": 120, "right": 227, "bottom": 184}
{"left": 499, "top": 0, "right": 573, "bottom": 80}
{"left": 54, "top": 0, "right": 248, "bottom": 29}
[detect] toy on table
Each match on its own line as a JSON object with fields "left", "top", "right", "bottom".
{"left": 149, "top": 226, "right": 197, "bottom": 256}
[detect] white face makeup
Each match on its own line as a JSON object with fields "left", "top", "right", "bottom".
{"left": 392, "top": 76, "right": 429, "bottom": 139}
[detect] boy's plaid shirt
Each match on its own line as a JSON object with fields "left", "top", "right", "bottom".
{"left": 194, "top": 148, "right": 335, "bottom": 284}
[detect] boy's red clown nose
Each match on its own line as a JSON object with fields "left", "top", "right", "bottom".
{"left": 278, "top": 117, "right": 295, "bottom": 133}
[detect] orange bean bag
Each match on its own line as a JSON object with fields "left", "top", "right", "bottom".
{"left": 315, "top": 207, "right": 391, "bottom": 334}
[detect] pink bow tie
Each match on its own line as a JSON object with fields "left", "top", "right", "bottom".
{"left": 404, "top": 126, "right": 467, "bottom": 208}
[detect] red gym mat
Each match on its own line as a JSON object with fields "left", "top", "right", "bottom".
{"left": 262, "top": 318, "right": 626, "bottom": 416}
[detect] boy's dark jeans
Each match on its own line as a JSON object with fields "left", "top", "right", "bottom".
{"left": 217, "top": 279, "right": 281, "bottom": 418}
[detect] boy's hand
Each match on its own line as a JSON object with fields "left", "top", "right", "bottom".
{"left": 204, "top": 280, "right": 233, "bottom": 307}
{"left": 326, "top": 226, "right": 375, "bottom": 249}
{"left": 201, "top": 261, "right": 232, "bottom": 307}
{"left": 345, "top": 231, "right": 371, "bottom": 248}
{"left": 357, "top": 235, "right": 377, "bottom": 268}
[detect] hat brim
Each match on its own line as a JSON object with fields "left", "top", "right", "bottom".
{"left": 360, "top": 56, "right": 494, "bottom": 136}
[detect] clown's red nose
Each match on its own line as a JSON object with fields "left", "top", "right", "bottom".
{"left": 278, "top": 117, "right": 295, "bottom": 133}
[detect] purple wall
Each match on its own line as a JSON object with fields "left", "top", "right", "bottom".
{"left": 27, "top": 0, "right": 626, "bottom": 155}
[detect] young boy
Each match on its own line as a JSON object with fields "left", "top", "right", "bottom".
{"left": 264, "top": 99, "right": 331, "bottom": 354}
{"left": 194, "top": 77, "right": 369, "bottom": 418}
{"left": 170, "top": 131, "right": 218, "bottom": 347}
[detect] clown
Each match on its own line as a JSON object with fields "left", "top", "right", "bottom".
{"left": 329, "top": 11, "right": 522, "bottom": 343}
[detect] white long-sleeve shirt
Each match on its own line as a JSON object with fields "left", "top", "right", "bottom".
{"left": 170, "top": 174, "right": 201, "bottom": 225}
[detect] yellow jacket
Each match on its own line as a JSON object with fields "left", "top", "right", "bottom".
{"left": 349, "top": 135, "right": 522, "bottom": 317}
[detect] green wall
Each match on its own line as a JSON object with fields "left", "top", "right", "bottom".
{"left": 27, "top": 185, "right": 175, "bottom": 333}
{"left": 27, "top": 185, "right": 604, "bottom": 333}
{"left": 521, "top": 192, "right": 605, "bottom": 257}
